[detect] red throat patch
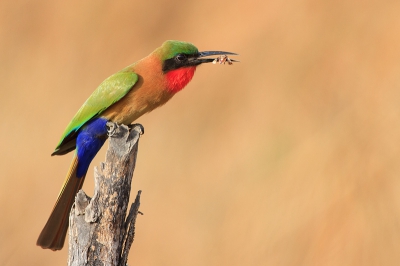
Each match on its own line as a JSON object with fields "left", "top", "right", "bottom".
{"left": 166, "top": 67, "right": 196, "bottom": 93}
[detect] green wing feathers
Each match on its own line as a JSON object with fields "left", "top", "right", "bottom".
{"left": 53, "top": 71, "right": 138, "bottom": 154}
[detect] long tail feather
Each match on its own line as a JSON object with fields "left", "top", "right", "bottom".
{"left": 37, "top": 154, "right": 86, "bottom": 250}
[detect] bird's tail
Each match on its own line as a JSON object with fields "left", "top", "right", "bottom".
{"left": 37, "top": 154, "right": 86, "bottom": 250}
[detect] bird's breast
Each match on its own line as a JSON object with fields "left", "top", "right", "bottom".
{"left": 101, "top": 71, "right": 173, "bottom": 124}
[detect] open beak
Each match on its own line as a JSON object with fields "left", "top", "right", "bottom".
{"left": 190, "top": 51, "right": 239, "bottom": 64}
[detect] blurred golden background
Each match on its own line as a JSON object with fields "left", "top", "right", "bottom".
{"left": 1, "top": 0, "right": 400, "bottom": 265}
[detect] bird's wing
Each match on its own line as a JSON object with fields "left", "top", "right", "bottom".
{"left": 53, "top": 71, "right": 138, "bottom": 154}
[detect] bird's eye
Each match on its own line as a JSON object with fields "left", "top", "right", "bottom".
{"left": 175, "top": 54, "right": 186, "bottom": 62}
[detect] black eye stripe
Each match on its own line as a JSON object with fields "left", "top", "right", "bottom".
{"left": 162, "top": 53, "right": 201, "bottom": 73}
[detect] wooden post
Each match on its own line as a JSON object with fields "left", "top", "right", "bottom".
{"left": 67, "top": 123, "right": 143, "bottom": 266}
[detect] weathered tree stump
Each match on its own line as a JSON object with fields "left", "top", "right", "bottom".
{"left": 67, "top": 123, "right": 143, "bottom": 266}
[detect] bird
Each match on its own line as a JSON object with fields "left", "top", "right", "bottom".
{"left": 37, "top": 40, "right": 238, "bottom": 250}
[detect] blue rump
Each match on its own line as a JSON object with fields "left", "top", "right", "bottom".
{"left": 76, "top": 118, "right": 108, "bottom": 177}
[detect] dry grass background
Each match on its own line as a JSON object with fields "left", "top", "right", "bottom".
{"left": 1, "top": 0, "right": 400, "bottom": 265}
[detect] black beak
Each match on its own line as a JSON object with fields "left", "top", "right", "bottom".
{"left": 190, "top": 51, "right": 239, "bottom": 64}
{"left": 163, "top": 50, "right": 239, "bottom": 73}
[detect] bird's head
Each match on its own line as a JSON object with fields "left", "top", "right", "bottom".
{"left": 155, "top": 40, "right": 237, "bottom": 93}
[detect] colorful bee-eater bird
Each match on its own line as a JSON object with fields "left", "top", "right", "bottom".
{"left": 37, "top": 40, "right": 237, "bottom": 250}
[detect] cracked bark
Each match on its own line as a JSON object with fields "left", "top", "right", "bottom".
{"left": 67, "top": 123, "right": 143, "bottom": 266}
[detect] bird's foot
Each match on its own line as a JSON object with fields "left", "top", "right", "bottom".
{"left": 106, "top": 122, "right": 118, "bottom": 137}
{"left": 128, "top": 123, "right": 144, "bottom": 135}
{"left": 107, "top": 122, "right": 144, "bottom": 138}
